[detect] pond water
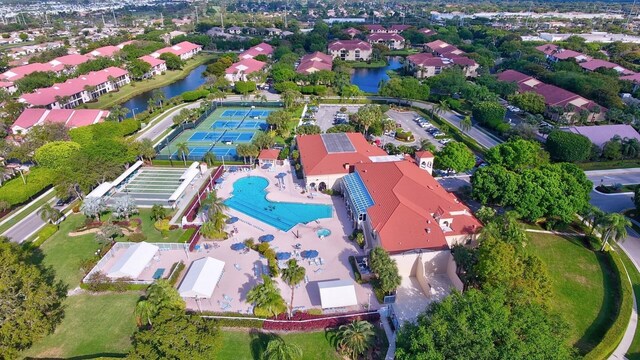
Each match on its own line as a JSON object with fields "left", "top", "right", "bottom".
{"left": 350, "top": 57, "right": 403, "bottom": 94}
{"left": 122, "top": 64, "right": 207, "bottom": 117}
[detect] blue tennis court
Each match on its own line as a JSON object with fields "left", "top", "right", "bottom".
{"left": 248, "top": 109, "right": 272, "bottom": 117}
{"left": 189, "top": 131, "right": 254, "bottom": 143}
{"left": 189, "top": 131, "right": 224, "bottom": 142}
{"left": 173, "top": 147, "right": 236, "bottom": 159}
{"left": 222, "top": 110, "right": 250, "bottom": 117}
{"left": 211, "top": 120, "right": 266, "bottom": 130}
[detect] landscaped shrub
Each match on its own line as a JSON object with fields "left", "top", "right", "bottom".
{"left": 197, "top": 314, "right": 264, "bottom": 328}
{"left": 127, "top": 232, "right": 147, "bottom": 242}
{"left": 262, "top": 312, "right": 380, "bottom": 331}
{"left": 154, "top": 219, "right": 170, "bottom": 232}
{"left": 35, "top": 224, "right": 58, "bottom": 246}
{"left": 0, "top": 168, "right": 54, "bottom": 206}
{"left": 179, "top": 228, "right": 196, "bottom": 243}
{"left": 394, "top": 130, "right": 415, "bottom": 142}
{"left": 168, "top": 261, "right": 186, "bottom": 285}
{"left": 181, "top": 89, "right": 209, "bottom": 102}
{"left": 82, "top": 271, "right": 145, "bottom": 292}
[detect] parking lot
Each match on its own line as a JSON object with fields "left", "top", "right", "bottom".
{"left": 385, "top": 109, "right": 445, "bottom": 150}
{"left": 314, "top": 104, "right": 364, "bottom": 131}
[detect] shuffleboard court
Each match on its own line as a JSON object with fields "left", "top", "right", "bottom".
{"left": 109, "top": 167, "right": 186, "bottom": 207}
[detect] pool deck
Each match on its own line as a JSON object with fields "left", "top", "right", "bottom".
{"left": 185, "top": 161, "right": 378, "bottom": 313}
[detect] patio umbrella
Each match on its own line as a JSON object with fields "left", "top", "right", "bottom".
{"left": 226, "top": 216, "right": 239, "bottom": 224}
{"left": 301, "top": 250, "right": 319, "bottom": 259}
{"left": 229, "top": 166, "right": 238, "bottom": 172}
{"left": 231, "top": 242, "right": 246, "bottom": 251}
{"left": 215, "top": 178, "right": 224, "bottom": 184}
{"left": 262, "top": 163, "right": 273, "bottom": 169}
{"left": 276, "top": 172, "right": 287, "bottom": 179}
{"left": 276, "top": 252, "right": 291, "bottom": 260}
{"left": 259, "top": 234, "right": 275, "bottom": 242}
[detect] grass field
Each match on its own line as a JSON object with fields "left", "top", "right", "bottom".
{"left": 217, "top": 330, "right": 341, "bottom": 360}
{"left": 86, "top": 54, "right": 215, "bottom": 110}
{"left": 23, "top": 293, "right": 139, "bottom": 359}
{"left": 619, "top": 244, "right": 640, "bottom": 360}
{"left": 578, "top": 159, "right": 640, "bottom": 171}
{"left": 527, "top": 232, "right": 620, "bottom": 354}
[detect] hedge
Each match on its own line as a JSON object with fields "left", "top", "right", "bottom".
{"left": 198, "top": 313, "right": 265, "bottom": 328}
{"left": 0, "top": 168, "right": 54, "bottom": 206}
{"left": 179, "top": 227, "right": 196, "bottom": 243}
{"left": 584, "top": 250, "right": 633, "bottom": 360}
{"left": 262, "top": 312, "right": 380, "bottom": 331}
{"left": 168, "top": 261, "right": 186, "bottom": 285}
{"left": 182, "top": 89, "right": 209, "bottom": 102}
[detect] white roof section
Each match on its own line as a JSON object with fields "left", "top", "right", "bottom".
{"left": 107, "top": 242, "right": 159, "bottom": 279}
{"left": 170, "top": 164, "right": 200, "bottom": 202}
{"left": 111, "top": 160, "right": 143, "bottom": 187}
{"left": 180, "top": 161, "right": 200, "bottom": 181}
{"left": 368, "top": 155, "right": 405, "bottom": 163}
{"left": 86, "top": 182, "right": 113, "bottom": 199}
{"left": 318, "top": 279, "right": 358, "bottom": 309}
{"left": 178, "top": 257, "right": 225, "bottom": 298}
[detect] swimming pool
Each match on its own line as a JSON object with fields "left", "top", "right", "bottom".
{"left": 224, "top": 176, "right": 332, "bottom": 231}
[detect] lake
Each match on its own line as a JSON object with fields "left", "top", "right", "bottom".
{"left": 122, "top": 64, "right": 207, "bottom": 117}
{"left": 350, "top": 57, "right": 403, "bottom": 94}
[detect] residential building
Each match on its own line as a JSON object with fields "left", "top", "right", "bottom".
{"left": 152, "top": 41, "right": 202, "bottom": 60}
{"left": 0, "top": 53, "right": 92, "bottom": 81}
{"left": 238, "top": 42, "right": 274, "bottom": 60}
{"left": 139, "top": 55, "right": 167, "bottom": 78}
{"left": 418, "top": 28, "right": 436, "bottom": 36}
{"left": 328, "top": 40, "right": 372, "bottom": 61}
{"left": 364, "top": 24, "right": 386, "bottom": 33}
{"left": 344, "top": 27, "right": 362, "bottom": 38}
{"left": 406, "top": 52, "right": 479, "bottom": 78}
{"left": 224, "top": 58, "right": 267, "bottom": 84}
{"left": 425, "top": 40, "right": 465, "bottom": 57}
{"left": 296, "top": 52, "right": 333, "bottom": 74}
{"left": 566, "top": 124, "right": 640, "bottom": 148}
{"left": 535, "top": 44, "right": 591, "bottom": 63}
{"left": 296, "top": 132, "right": 387, "bottom": 191}
{"left": 48, "top": 54, "right": 91, "bottom": 73}
{"left": 20, "top": 67, "right": 130, "bottom": 109}
{"left": 579, "top": 59, "right": 635, "bottom": 75}
{"left": 265, "top": 27, "right": 282, "bottom": 37}
{"left": 497, "top": 70, "right": 606, "bottom": 123}
{"left": 88, "top": 45, "right": 121, "bottom": 58}
{"left": 388, "top": 24, "right": 411, "bottom": 33}
{"left": 228, "top": 26, "right": 244, "bottom": 35}
{"left": 367, "top": 33, "right": 405, "bottom": 50}
{"left": 11, "top": 108, "right": 109, "bottom": 134}
{"left": 0, "top": 81, "right": 17, "bottom": 94}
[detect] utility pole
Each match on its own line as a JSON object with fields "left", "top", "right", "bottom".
{"left": 102, "top": 14, "right": 106, "bottom": 27}
{"left": 626, "top": 0, "right": 637, "bottom": 27}
{"left": 220, "top": 1, "right": 224, "bottom": 28}
{"left": 195, "top": 5, "right": 199, "bottom": 24}
{"left": 112, "top": 8, "right": 118, "bottom": 27}
{"left": 284, "top": 0, "right": 288, "bottom": 29}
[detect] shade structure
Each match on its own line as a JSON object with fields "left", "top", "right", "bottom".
{"left": 229, "top": 166, "right": 238, "bottom": 172}
{"left": 259, "top": 234, "right": 275, "bottom": 242}
{"left": 301, "top": 250, "right": 319, "bottom": 259}
{"left": 107, "top": 242, "right": 159, "bottom": 279}
{"left": 276, "top": 172, "right": 287, "bottom": 179}
{"left": 276, "top": 252, "right": 291, "bottom": 260}
{"left": 215, "top": 178, "right": 224, "bottom": 184}
{"left": 231, "top": 242, "right": 246, "bottom": 250}
{"left": 178, "top": 257, "right": 225, "bottom": 298}
{"left": 226, "top": 216, "right": 239, "bottom": 224}
{"left": 318, "top": 279, "right": 358, "bottom": 309}
{"left": 263, "top": 163, "right": 273, "bottom": 168}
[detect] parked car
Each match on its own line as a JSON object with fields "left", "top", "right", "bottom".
{"left": 439, "top": 138, "right": 453, "bottom": 144}
{"left": 56, "top": 196, "right": 75, "bottom": 207}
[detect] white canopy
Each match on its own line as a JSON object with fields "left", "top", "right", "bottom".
{"left": 178, "top": 257, "right": 225, "bottom": 298}
{"left": 112, "top": 160, "right": 143, "bottom": 187}
{"left": 318, "top": 279, "right": 358, "bottom": 309}
{"left": 107, "top": 242, "right": 159, "bottom": 279}
{"left": 86, "top": 182, "right": 113, "bottom": 199}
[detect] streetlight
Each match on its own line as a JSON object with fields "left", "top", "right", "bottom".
{"left": 131, "top": 107, "right": 138, "bottom": 121}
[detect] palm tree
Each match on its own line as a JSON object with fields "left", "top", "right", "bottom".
{"left": 201, "top": 190, "right": 227, "bottom": 220}
{"left": 175, "top": 142, "right": 190, "bottom": 165}
{"left": 38, "top": 203, "right": 63, "bottom": 224}
{"left": 108, "top": 104, "right": 129, "bottom": 122}
{"left": 460, "top": 115, "right": 472, "bottom": 133}
{"left": 432, "top": 100, "right": 450, "bottom": 118}
{"left": 264, "top": 338, "right": 303, "bottom": 360}
{"left": 136, "top": 139, "right": 156, "bottom": 162}
{"left": 108, "top": 75, "right": 119, "bottom": 90}
{"left": 134, "top": 300, "right": 156, "bottom": 327}
{"left": 336, "top": 320, "right": 375, "bottom": 360}
{"left": 582, "top": 205, "right": 606, "bottom": 236}
{"left": 246, "top": 275, "right": 287, "bottom": 317}
{"left": 599, "top": 213, "right": 631, "bottom": 251}
{"left": 151, "top": 89, "right": 165, "bottom": 108}
{"left": 147, "top": 98, "right": 156, "bottom": 112}
{"left": 281, "top": 259, "right": 306, "bottom": 318}
{"left": 202, "top": 151, "right": 216, "bottom": 166}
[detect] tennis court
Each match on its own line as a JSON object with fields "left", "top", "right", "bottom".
{"left": 221, "top": 109, "right": 272, "bottom": 118}
{"left": 211, "top": 120, "right": 267, "bottom": 130}
{"left": 174, "top": 147, "right": 236, "bottom": 159}
{"left": 188, "top": 131, "right": 255, "bottom": 143}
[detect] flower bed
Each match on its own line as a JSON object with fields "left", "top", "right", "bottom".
{"left": 262, "top": 311, "right": 380, "bottom": 331}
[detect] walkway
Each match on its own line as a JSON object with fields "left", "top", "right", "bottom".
{"left": 524, "top": 229, "right": 585, "bottom": 237}
{"left": 378, "top": 307, "right": 396, "bottom": 360}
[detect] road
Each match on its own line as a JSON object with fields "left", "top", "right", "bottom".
{"left": 586, "top": 168, "right": 640, "bottom": 213}
{"left": 137, "top": 101, "right": 204, "bottom": 143}
{"left": 3, "top": 197, "right": 64, "bottom": 243}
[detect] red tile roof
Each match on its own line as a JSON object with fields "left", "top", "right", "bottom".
{"left": 296, "top": 52, "right": 333, "bottom": 74}
{"left": 328, "top": 40, "right": 372, "bottom": 52}
{"left": 139, "top": 55, "right": 166, "bottom": 68}
{"left": 535, "top": 44, "right": 589, "bottom": 60}
{"left": 89, "top": 45, "right": 120, "bottom": 58}
{"left": 239, "top": 42, "right": 274, "bottom": 59}
{"left": 300, "top": 51, "right": 332, "bottom": 64}
{"left": 225, "top": 58, "right": 266, "bottom": 75}
{"left": 49, "top": 54, "right": 90, "bottom": 67}
{"left": 418, "top": 28, "right": 436, "bottom": 36}
{"left": 407, "top": 52, "right": 451, "bottom": 67}
{"left": 620, "top": 73, "right": 640, "bottom": 84}
{"left": 297, "top": 133, "right": 386, "bottom": 176}
{"left": 344, "top": 27, "right": 362, "bottom": 36}
{"left": 1, "top": 62, "right": 55, "bottom": 81}
{"left": 367, "top": 33, "right": 405, "bottom": 42}
{"left": 12, "top": 108, "right": 108, "bottom": 132}
{"left": 0, "top": 81, "right": 15, "bottom": 89}
{"left": 258, "top": 149, "right": 280, "bottom": 160}
{"left": 496, "top": 69, "right": 532, "bottom": 83}
{"left": 579, "top": 59, "right": 635, "bottom": 75}
{"left": 155, "top": 41, "right": 202, "bottom": 57}
{"left": 355, "top": 161, "right": 481, "bottom": 253}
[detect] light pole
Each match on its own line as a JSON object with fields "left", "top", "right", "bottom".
{"left": 131, "top": 107, "right": 138, "bottom": 121}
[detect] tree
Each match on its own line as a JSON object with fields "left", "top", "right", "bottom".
{"left": 0, "top": 239, "right": 66, "bottom": 358}
{"left": 200, "top": 190, "right": 227, "bottom": 221}
{"left": 80, "top": 197, "right": 106, "bottom": 219}
{"left": 202, "top": 151, "right": 216, "bottom": 166}
{"left": 134, "top": 139, "right": 156, "bottom": 162}
{"left": 151, "top": 89, "right": 166, "bottom": 109}
{"left": 336, "top": 320, "right": 375, "bottom": 360}
{"left": 427, "top": 67, "right": 466, "bottom": 95}
{"left": 327, "top": 124, "right": 357, "bottom": 133}
{"left": 127, "top": 58, "right": 152, "bottom": 79}
{"left": 235, "top": 80, "right": 257, "bottom": 96}
{"left": 134, "top": 300, "right": 156, "bottom": 327}
{"left": 369, "top": 247, "right": 401, "bottom": 295}
{"left": 295, "top": 124, "right": 322, "bottom": 135}
{"left": 112, "top": 195, "right": 137, "bottom": 220}
{"left": 485, "top": 139, "right": 548, "bottom": 171}
{"left": 281, "top": 259, "right": 306, "bottom": 318}
{"left": 395, "top": 288, "right": 574, "bottom": 360}
{"left": 472, "top": 101, "right": 506, "bottom": 129}
{"left": 509, "top": 92, "right": 546, "bottom": 114}
{"left": 107, "top": 104, "right": 130, "bottom": 122}
{"left": 599, "top": 213, "right": 631, "bottom": 251}
{"left": 34, "top": 141, "right": 81, "bottom": 169}
{"left": 545, "top": 130, "right": 592, "bottom": 163}
{"left": 435, "top": 142, "right": 475, "bottom": 173}
{"left": 460, "top": 115, "right": 472, "bottom": 133}
{"left": 158, "top": 52, "right": 184, "bottom": 70}
{"left": 281, "top": 89, "right": 303, "bottom": 109}
{"left": 353, "top": 105, "right": 384, "bottom": 136}
{"left": 266, "top": 110, "right": 291, "bottom": 132}
{"left": 252, "top": 132, "right": 275, "bottom": 150}
{"left": 264, "top": 338, "right": 303, "bottom": 360}
{"left": 38, "top": 203, "right": 63, "bottom": 224}
{"left": 175, "top": 142, "right": 190, "bottom": 165}
{"left": 246, "top": 275, "right": 287, "bottom": 317}
{"left": 151, "top": 204, "right": 167, "bottom": 221}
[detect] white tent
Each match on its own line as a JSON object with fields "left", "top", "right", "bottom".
{"left": 107, "top": 242, "right": 159, "bottom": 279}
{"left": 178, "top": 257, "right": 225, "bottom": 298}
{"left": 318, "top": 279, "right": 358, "bottom": 309}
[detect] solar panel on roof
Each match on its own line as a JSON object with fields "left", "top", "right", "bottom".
{"left": 321, "top": 133, "right": 355, "bottom": 153}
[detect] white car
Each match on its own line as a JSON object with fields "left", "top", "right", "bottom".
{"left": 419, "top": 122, "right": 431, "bottom": 128}
{"left": 439, "top": 138, "right": 453, "bottom": 144}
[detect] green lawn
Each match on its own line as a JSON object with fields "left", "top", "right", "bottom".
{"left": 135, "top": 208, "right": 187, "bottom": 243}
{"left": 23, "top": 293, "right": 139, "bottom": 359}
{"left": 39, "top": 215, "right": 102, "bottom": 288}
{"left": 217, "top": 330, "right": 341, "bottom": 360}
{"left": 527, "top": 233, "right": 620, "bottom": 354}
{"left": 86, "top": 54, "right": 216, "bottom": 109}
{"left": 577, "top": 159, "right": 640, "bottom": 171}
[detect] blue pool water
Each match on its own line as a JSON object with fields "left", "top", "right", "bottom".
{"left": 225, "top": 177, "right": 333, "bottom": 231}
{"left": 317, "top": 228, "right": 331, "bottom": 237}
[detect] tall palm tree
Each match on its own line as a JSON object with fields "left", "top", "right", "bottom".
{"left": 201, "top": 190, "right": 227, "bottom": 220}
{"left": 151, "top": 89, "right": 165, "bottom": 108}
{"left": 134, "top": 300, "right": 156, "bottom": 327}
{"left": 281, "top": 259, "right": 306, "bottom": 318}
{"left": 202, "top": 151, "right": 216, "bottom": 166}
{"left": 460, "top": 115, "right": 472, "bottom": 133}
{"left": 175, "top": 142, "right": 190, "bottom": 165}
{"left": 336, "top": 320, "right": 375, "bottom": 359}
{"left": 147, "top": 98, "right": 156, "bottom": 112}
{"left": 264, "top": 338, "right": 303, "bottom": 360}
{"left": 599, "top": 213, "right": 631, "bottom": 251}
{"left": 432, "top": 100, "right": 450, "bottom": 118}
{"left": 582, "top": 205, "right": 606, "bottom": 236}
{"left": 38, "top": 203, "right": 63, "bottom": 224}
{"left": 247, "top": 275, "right": 287, "bottom": 317}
